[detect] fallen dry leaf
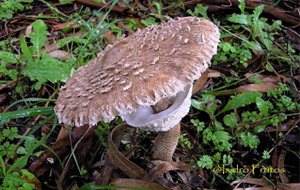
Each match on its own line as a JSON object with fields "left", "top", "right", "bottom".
{"left": 0, "top": 94, "right": 6, "bottom": 104}
{"left": 94, "top": 154, "right": 116, "bottom": 185}
{"left": 277, "top": 183, "right": 300, "bottom": 190}
{"left": 23, "top": 174, "right": 42, "bottom": 190}
{"left": 125, "top": 17, "right": 145, "bottom": 29}
{"left": 192, "top": 71, "right": 208, "bottom": 95}
{"left": 234, "top": 187, "right": 272, "bottom": 190}
{"left": 43, "top": 31, "right": 85, "bottom": 53}
{"left": 145, "top": 160, "right": 191, "bottom": 181}
{"left": 103, "top": 30, "right": 117, "bottom": 44}
{"left": 271, "top": 148, "right": 279, "bottom": 169}
{"left": 294, "top": 75, "right": 300, "bottom": 83}
{"left": 235, "top": 83, "right": 277, "bottom": 93}
{"left": 52, "top": 21, "right": 79, "bottom": 31}
{"left": 55, "top": 126, "right": 69, "bottom": 143}
{"left": 208, "top": 69, "right": 222, "bottom": 78}
{"left": 278, "top": 149, "right": 289, "bottom": 183}
{"left": 110, "top": 178, "right": 172, "bottom": 190}
{"left": 107, "top": 124, "right": 147, "bottom": 179}
{"left": 25, "top": 24, "right": 33, "bottom": 37}
{"left": 245, "top": 73, "right": 288, "bottom": 83}
{"left": 75, "top": 0, "right": 126, "bottom": 13}
{"left": 265, "top": 120, "right": 296, "bottom": 132}
{"left": 48, "top": 50, "right": 72, "bottom": 60}
{"left": 231, "top": 178, "right": 273, "bottom": 188}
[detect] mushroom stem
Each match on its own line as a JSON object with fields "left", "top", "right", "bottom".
{"left": 152, "top": 123, "right": 181, "bottom": 161}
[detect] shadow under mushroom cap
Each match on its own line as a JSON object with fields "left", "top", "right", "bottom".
{"left": 54, "top": 17, "right": 220, "bottom": 128}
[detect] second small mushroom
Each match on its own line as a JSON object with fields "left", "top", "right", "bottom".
{"left": 55, "top": 17, "right": 220, "bottom": 161}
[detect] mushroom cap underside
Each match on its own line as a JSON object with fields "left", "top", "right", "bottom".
{"left": 122, "top": 84, "right": 192, "bottom": 131}
{"left": 55, "top": 17, "right": 220, "bottom": 127}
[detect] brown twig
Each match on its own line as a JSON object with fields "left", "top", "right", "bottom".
{"left": 75, "top": 0, "right": 125, "bottom": 13}
{"left": 162, "top": 0, "right": 202, "bottom": 11}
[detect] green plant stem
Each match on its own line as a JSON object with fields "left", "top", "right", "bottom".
{"left": 39, "top": 0, "right": 68, "bottom": 19}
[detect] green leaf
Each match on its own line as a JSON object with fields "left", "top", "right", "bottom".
{"left": 20, "top": 36, "right": 33, "bottom": 62}
{"left": 16, "top": 147, "right": 27, "bottom": 155}
{"left": 252, "top": 5, "right": 264, "bottom": 39}
{"left": 187, "top": 4, "right": 209, "bottom": 20}
{"left": 262, "top": 150, "right": 270, "bottom": 159}
{"left": 243, "top": 40, "right": 263, "bottom": 51}
{"left": 79, "top": 183, "right": 96, "bottom": 190}
{"left": 270, "top": 20, "right": 282, "bottom": 30}
{"left": 254, "top": 124, "right": 267, "bottom": 133}
{"left": 153, "top": 2, "right": 162, "bottom": 17}
{"left": 256, "top": 98, "right": 272, "bottom": 116}
{"left": 0, "top": 154, "right": 6, "bottom": 175}
{"left": 2, "top": 135, "right": 45, "bottom": 178}
{"left": 191, "top": 99, "right": 204, "bottom": 110}
{"left": 265, "top": 63, "right": 273, "bottom": 72}
{"left": 253, "top": 5, "right": 264, "bottom": 20}
{"left": 191, "top": 95, "right": 218, "bottom": 118}
{"left": 0, "top": 107, "right": 53, "bottom": 125}
{"left": 5, "top": 97, "right": 55, "bottom": 111}
{"left": 56, "top": 36, "right": 89, "bottom": 48}
{"left": 191, "top": 119, "right": 205, "bottom": 133}
{"left": 21, "top": 169, "right": 35, "bottom": 180}
{"left": 126, "top": 19, "right": 138, "bottom": 30}
{"left": 22, "top": 135, "right": 41, "bottom": 154}
{"left": 260, "top": 33, "right": 272, "bottom": 49}
{"left": 238, "top": 0, "right": 246, "bottom": 14}
{"left": 222, "top": 154, "right": 233, "bottom": 165}
{"left": 29, "top": 20, "right": 47, "bottom": 56}
{"left": 0, "top": 51, "right": 19, "bottom": 63}
{"left": 59, "top": 0, "right": 74, "bottom": 3}
{"left": 22, "top": 53, "right": 72, "bottom": 90}
{"left": 213, "top": 131, "right": 231, "bottom": 144}
{"left": 240, "top": 132, "right": 260, "bottom": 149}
{"left": 7, "top": 155, "right": 29, "bottom": 173}
{"left": 141, "top": 17, "right": 157, "bottom": 26}
{"left": 0, "top": 51, "right": 19, "bottom": 79}
{"left": 219, "top": 92, "right": 262, "bottom": 114}
{"left": 228, "top": 14, "right": 250, "bottom": 25}
{"left": 223, "top": 113, "right": 238, "bottom": 128}
{"left": 0, "top": 0, "right": 33, "bottom": 20}
{"left": 197, "top": 155, "right": 213, "bottom": 169}
{"left": 213, "top": 152, "right": 221, "bottom": 162}
{"left": 0, "top": 62, "right": 18, "bottom": 80}
{"left": 79, "top": 183, "right": 128, "bottom": 190}
{"left": 220, "top": 42, "right": 236, "bottom": 52}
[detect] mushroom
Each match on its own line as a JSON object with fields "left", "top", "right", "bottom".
{"left": 54, "top": 17, "right": 220, "bottom": 161}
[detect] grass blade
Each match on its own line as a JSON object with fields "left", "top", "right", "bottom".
{"left": 0, "top": 107, "right": 54, "bottom": 125}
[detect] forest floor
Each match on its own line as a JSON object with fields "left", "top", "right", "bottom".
{"left": 0, "top": 0, "right": 299, "bottom": 190}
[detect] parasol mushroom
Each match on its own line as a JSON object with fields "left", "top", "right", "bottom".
{"left": 54, "top": 17, "right": 220, "bottom": 161}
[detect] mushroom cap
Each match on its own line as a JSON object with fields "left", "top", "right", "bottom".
{"left": 55, "top": 17, "right": 220, "bottom": 128}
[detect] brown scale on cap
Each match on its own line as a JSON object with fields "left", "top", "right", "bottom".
{"left": 55, "top": 17, "right": 220, "bottom": 128}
